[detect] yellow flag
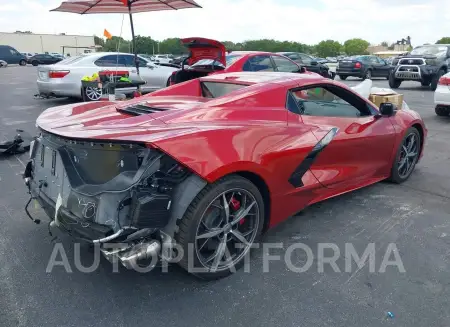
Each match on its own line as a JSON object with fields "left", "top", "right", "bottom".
{"left": 103, "top": 29, "right": 112, "bottom": 40}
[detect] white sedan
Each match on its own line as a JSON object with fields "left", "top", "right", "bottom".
{"left": 434, "top": 72, "right": 450, "bottom": 116}
{"left": 36, "top": 52, "right": 178, "bottom": 101}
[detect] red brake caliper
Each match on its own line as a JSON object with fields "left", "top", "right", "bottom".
{"left": 230, "top": 197, "right": 245, "bottom": 225}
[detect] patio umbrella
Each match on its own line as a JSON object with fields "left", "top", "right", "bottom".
{"left": 51, "top": 0, "right": 202, "bottom": 74}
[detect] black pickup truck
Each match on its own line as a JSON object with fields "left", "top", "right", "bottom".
{"left": 389, "top": 44, "right": 450, "bottom": 91}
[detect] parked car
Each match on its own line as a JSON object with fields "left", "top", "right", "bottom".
{"left": 23, "top": 71, "right": 426, "bottom": 279}
{"left": 278, "top": 52, "right": 333, "bottom": 78}
{"left": 36, "top": 52, "right": 179, "bottom": 101}
{"left": 29, "top": 54, "right": 63, "bottom": 66}
{"left": 434, "top": 71, "right": 450, "bottom": 116}
{"left": 138, "top": 54, "right": 155, "bottom": 61}
{"left": 0, "top": 45, "right": 27, "bottom": 66}
{"left": 171, "top": 54, "right": 189, "bottom": 66}
{"left": 314, "top": 57, "right": 328, "bottom": 64}
{"left": 153, "top": 54, "right": 174, "bottom": 64}
{"left": 21, "top": 52, "right": 36, "bottom": 61}
{"left": 389, "top": 44, "right": 450, "bottom": 91}
{"left": 336, "top": 55, "right": 391, "bottom": 80}
{"left": 385, "top": 56, "right": 395, "bottom": 65}
{"left": 169, "top": 37, "right": 316, "bottom": 85}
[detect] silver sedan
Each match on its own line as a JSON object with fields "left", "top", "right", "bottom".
{"left": 36, "top": 52, "right": 178, "bottom": 101}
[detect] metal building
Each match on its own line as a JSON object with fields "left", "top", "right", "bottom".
{"left": 0, "top": 32, "right": 97, "bottom": 55}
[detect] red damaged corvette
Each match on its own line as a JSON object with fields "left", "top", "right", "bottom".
{"left": 23, "top": 71, "right": 426, "bottom": 279}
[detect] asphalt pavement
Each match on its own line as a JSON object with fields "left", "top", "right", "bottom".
{"left": 1, "top": 66, "right": 450, "bottom": 327}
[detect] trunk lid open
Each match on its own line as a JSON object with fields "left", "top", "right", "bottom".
{"left": 181, "top": 37, "right": 226, "bottom": 67}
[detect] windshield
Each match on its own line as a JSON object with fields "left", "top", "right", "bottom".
{"left": 226, "top": 54, "right": 242, "bottom": 66}
{"left": 201, "top": 82, "right": 248, "bottom": 98}
{"left": 190, "top": 54, "right": 242, "bottom": 69}
{"left": 57, "top": 55, "right": 84, "bottom": 65}
{"left": 410, "top": 45, "right": 448, "bottom": 56}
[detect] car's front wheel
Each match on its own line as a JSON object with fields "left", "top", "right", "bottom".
{"left": 388, "top": 127, "right": 421, "bottom": 183}
{"left": 389, "top": 73, "right": 402, "bottom": 89}
{"left": 431, "top": 69, "right": 445, "bottom": 91}
{"left": 339, "top": 75, "right": 347, "bottom": 80}
{"left": 175, "top": 175, "right": 264, "bottom": 280}
{"left": 31, "top": 61, "right": 39, "bottom": 66}
{"left": 19, "top": 59, "right": 27, "bottom": 66}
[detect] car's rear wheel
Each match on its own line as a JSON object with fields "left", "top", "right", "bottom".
{"left": 431, "top": 69, "right": 445, "bottom": 91}
{"left": 19, "top": 59, "right": 27, "bottom": 66}
{"left": 363, "top": 69, "right": 372, "bottom": 80}
{"left": 31, "top": 61, "right": 39, "bottom": 66}
{"left": 389, "top": 73, "right": 402, "bottom": 89}
{"left": 83, "top": 86, "right": 102, "bottom": 101}
{"left": 339, "top": 75, "right": 347, "bottom": 80}
{"left": 435, "top": 105, "right": 450, "bottom": 117}
{"left": 175, "top": 175, "right": 264, "bottom": 280}
{"left": 388, "top": 127, "right": 421, "bottom": 183}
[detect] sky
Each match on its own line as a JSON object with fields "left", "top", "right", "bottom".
{"left": 0, "top": 0, "right": 449, "bottom": 46}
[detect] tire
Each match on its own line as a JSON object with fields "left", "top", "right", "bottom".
{"left": 389, "top": 73, "right": 401, "bottom": 89}
{"left": 329, "top": 72, "right": 336, "bottom": 80}
{"left": 363, "top": 69, "right": 372, "bottom": 80}
{"left": 175, "top": 175, "right": 265, "bottom": 280}
{"left": 339, "top": 75, "right": 347, "bottom": 80}
{"left": 430, "top": 69, "right": 445, "bottom": 91}
{"left": 388, "top": 127, "right": 421, "bottom": 184}
{"left": 19, "top": 59, "right": 27, "bottom": 66}
{"left": 166, "top": 77, "right": 171, "bottom": 87}
{"left": 435, "top": 105, "right": 450, "bottom": 117}
{"left": 421, "top": 80, "right": 430, "bottom": 87}
{"left": 83, "top": 86, "right": 102, "bottom": 101}
{"left": 31, "top": 61, "right": 38, "bottom": 66}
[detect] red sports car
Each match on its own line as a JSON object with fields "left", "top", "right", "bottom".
{"left": 24, "top": 72, "right": 426, "bottom": 279}
{"left": 169, "top": 37, "right": 321, "bottom": 85}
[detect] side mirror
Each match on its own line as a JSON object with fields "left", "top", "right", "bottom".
{"left": 379, "top": 102, "right": 396, "bottom": 117}
{"left": 311, "top": 60, "right": 318, "bottom": 66}
{"left": 294, "top": 66, "right": 307, "bottom": 73}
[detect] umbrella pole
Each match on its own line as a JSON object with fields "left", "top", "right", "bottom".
{"left": 127, "top": 1, "right": 139, "bottom": 76}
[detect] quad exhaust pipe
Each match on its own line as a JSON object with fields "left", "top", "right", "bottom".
{"left": 101, "top": 240, "right": 161, "bottom": 269}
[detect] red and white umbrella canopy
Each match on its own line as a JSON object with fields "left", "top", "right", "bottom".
{"left": 51, "top": 0, "right": 201, "bottom": 14}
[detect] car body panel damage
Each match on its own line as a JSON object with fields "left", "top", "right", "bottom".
{"left": 24, "top": 130, "right": 207, "bottom": 253}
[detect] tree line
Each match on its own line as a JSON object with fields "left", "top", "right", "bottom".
{"left": 94, "top": 35, "right": 450, "bottom": 57}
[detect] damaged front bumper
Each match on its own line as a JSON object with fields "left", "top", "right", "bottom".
{"left": 23, "top": 130, "right": 195, "bottom": 268}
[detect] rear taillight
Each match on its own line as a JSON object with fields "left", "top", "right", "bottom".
{"left": 438, "top": 76, "right": 450, "bottom": 85}
{"left": 49, "top": 70, "right": 70, "bottom": 78}
{"left": 354, "top": 62, "right": 362, "bottom": 68}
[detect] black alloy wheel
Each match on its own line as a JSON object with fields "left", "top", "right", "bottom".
{"left": 175, "top": 175, "right": 264, "bottom": 280}
{"left": 389, "top": 127, "right": 421, "bottom": 183}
